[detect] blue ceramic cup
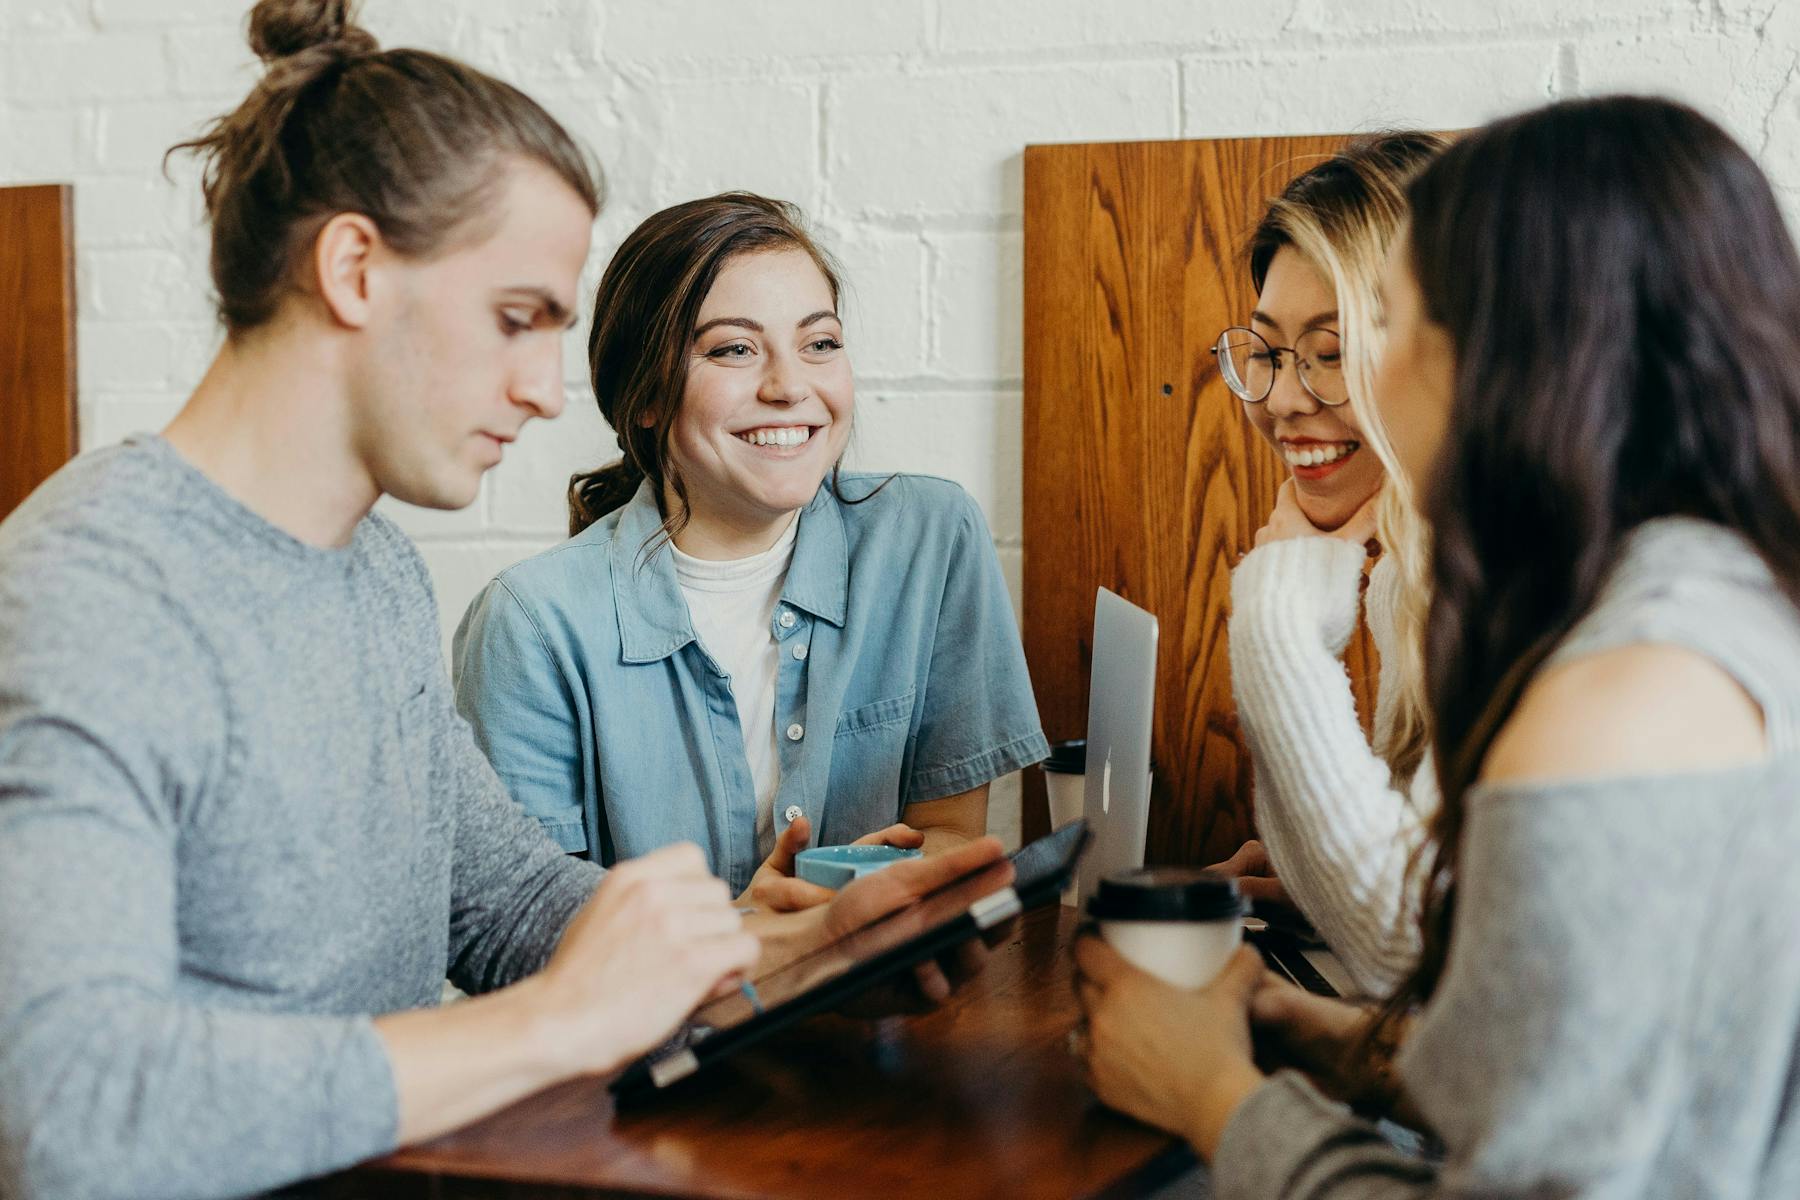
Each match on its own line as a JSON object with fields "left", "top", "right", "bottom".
{"left": 794, "top": 844, "right": 923, "bottom": 890}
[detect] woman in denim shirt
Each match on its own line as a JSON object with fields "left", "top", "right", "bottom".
{"left": 453, "top": 193, "right": 1049, "bottom": 908}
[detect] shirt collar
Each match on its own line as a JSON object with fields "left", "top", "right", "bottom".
{"left": 781, "top": 482, "right": 849, "bottom": 629}
{"left": 610, "top": 478, "right": 849, "bottom": 664}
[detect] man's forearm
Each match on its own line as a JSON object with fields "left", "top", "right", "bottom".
{"left": 374, "top": 975, "right": 574, "bottom": 1146}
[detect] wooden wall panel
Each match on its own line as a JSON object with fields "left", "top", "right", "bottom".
{"left": 1, "top": 184, "right": 78, "bottom": 521}
{"left": 1021, "top": 136, "right": 1379, "bottom": 867}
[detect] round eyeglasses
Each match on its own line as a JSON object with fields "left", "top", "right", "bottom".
{"left": 1211, "top": 326, "right": 1347, "bottom": 407}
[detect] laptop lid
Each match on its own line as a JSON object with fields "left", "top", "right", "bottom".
{"left": 1075, "top": 588, "right": 1159, "bottom": 905}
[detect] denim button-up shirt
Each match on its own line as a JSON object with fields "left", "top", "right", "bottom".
{"left": 452, "top": 473, "right": 1049, "bottom": 894}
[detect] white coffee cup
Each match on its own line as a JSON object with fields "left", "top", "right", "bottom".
{"left": 1086, "top": 868, "right": 1247, "bottom": 989}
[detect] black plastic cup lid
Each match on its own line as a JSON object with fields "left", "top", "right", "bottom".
{"left": 1085, "top": 867, "right": 1247, "bottom": 922}
{"left": 1042, "top": 739, "right": 1157, "bottom": 776}
{"left": 1043, "top": 739, "right": 1087, "bottom": 773}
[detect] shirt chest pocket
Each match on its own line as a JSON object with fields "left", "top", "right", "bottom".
{"left": 828, "top": 688, "right": 916, "bottom": 831}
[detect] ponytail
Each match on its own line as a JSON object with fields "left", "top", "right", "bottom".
{"left": 567, "top": 460, "right": 645, "bottom": 537}
{"left": 169, "top": 0, "right": 598, "bottom": 336}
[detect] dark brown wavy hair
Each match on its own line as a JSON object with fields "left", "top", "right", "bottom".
{"left": 1375, "top": 96, "right": 1800, "bottom": 1049}
{"left": 169, "top": 0, "right": 600, "bottom": 336}
{"left": 567, "top": 192, "right": 848, "bottom": 541}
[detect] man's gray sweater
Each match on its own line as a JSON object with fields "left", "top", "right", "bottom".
{"left": 0, "top": 436, "right": 601, "bottom": 1199}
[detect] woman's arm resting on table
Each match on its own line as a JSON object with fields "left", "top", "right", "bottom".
{"left": 902, "top": 783, "right": 989, "bottom": 853}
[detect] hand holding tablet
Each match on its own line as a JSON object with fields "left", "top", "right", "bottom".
{"left": 612, "top": 822, "right": 1089, "bottom": 1098}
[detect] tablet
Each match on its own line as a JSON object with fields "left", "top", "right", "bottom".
{"left": 610, "top": 820, "right": 1091, "bottom": 1100}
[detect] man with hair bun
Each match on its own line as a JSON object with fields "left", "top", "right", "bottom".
{"left": 0, "top": 3, "right": 1006, "bottom": 1197}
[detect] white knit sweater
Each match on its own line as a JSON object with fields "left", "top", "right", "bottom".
{"left": 1227, "top": 536, "right": 1437, "bottom": 996}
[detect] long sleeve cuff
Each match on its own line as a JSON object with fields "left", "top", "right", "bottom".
{"left": 1212, "top": 1071, "right": 1432, "bottom": 1199}
{"left": 324, "top": 1018, "right": 402, "bottom": 1173}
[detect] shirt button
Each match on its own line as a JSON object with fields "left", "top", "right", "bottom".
{"left": 784, "top": 804, "right": 803, "bottom": 822}
{"left": 786, "top": 723, "right": 805, "bottom": 741}
{"left": 792, "top": 642, "right": 808, "bottom": 661}
{"left": 778, "top": 609, "right": 797, "bottom": 629}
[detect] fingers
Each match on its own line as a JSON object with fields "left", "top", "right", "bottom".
{"left": 1074, "top": 973, "right": 1108, "bottom": 1027}
{"left": 1217, "top": 945, "right": 1266, "bottom": 1001}
{"left": 761, "top": 816, "right": 813, "bottom": 877}
{"left": 1206, "top": 839, "right": 1270, "bottom": 878}
{"left": 1202, "top": 851, "right": 1242, "bottom": 877}
{"left": 681, "top": 931, "right": 762, "bottom": 996}
{"left": 911, "top": 960, "right": 952, "bottom": 1004}
{"left": 1337, "top": 492, "right": 1381, "bottom": 548}
{"left": 1233, "top": 875, "right": 1287, "bottom": 903}
{"left": 1249, "top": 972, "right": 1306, "bottom": 1025}
{"left": 1255, "top": 478, "right": 1329, "bottom": 546}
{"left": 750, "top": 874, "right": 837, "bottom": 913}
{"left": 1072, "top": 931, "right": 1132, "bottom": 986}
{"left": 852, "top": 822, "right": 926, "bottom": 849}
{"left": 707, "top": 969, "right": 748, "bottom": 1001}
{"left": 938, "top": 935, "right": 990, "bottom": 990}
{"left": 601, "top": 856, "right": 730, "bottom": 914}
{"left": 624, "top": 877, "right": 744, "bottom": 939}
{"left": 892, "top": 835, "right": 1006, "bottom": 890}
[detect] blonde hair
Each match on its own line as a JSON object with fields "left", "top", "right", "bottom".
{"left": 1248, "top": 132, "right": 1447, "bottom": 785}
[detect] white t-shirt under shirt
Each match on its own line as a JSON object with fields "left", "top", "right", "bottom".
{"left": 670, "top": 516, "right": 800, "bottom": 862}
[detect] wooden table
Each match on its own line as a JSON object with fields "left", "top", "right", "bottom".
{"left": 317, "top": 905, "right": 1195, "bottom": 1199}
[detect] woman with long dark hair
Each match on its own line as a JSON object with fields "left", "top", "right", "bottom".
{"left": 1075, "top": 95, "right": 1800, "bottom": 1196}
{"left": 453, "top": 193, "right": 1047, "bottom": 908}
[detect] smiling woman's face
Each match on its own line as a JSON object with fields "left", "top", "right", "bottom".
{"left": 664, "top": 247, "right": 854, "bottom": 554}
{"left": 1242, "top": 246, "right": 1385, "bottom": 530}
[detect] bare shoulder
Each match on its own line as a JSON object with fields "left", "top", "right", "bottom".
{"left": 1481, "top": 642, "right": 1768, "bottom": 786}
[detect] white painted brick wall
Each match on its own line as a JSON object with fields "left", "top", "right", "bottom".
{"left": 7, "top": 0, "right": 1799, "bottom": 847}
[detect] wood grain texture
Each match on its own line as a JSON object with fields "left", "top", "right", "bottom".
{"left": 317, "top": 906, "right": 1192, "bottom": 1200}
{"left": 1021, "top": 137, "right": 1380, "bottom": 865}
{"left": 1, "top": 185, "right": 77, "bottom": 521}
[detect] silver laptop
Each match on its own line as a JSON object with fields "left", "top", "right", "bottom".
{"left": 1074, "top": 588, "right": 1159, "bottom": 905}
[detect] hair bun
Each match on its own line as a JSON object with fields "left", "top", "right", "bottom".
{"left": 248, "top": 0, "right": 377, "bottom": 62}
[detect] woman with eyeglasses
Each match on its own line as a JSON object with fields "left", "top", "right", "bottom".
{"left": 1206, "top": 133, "right": 1446, "bottom": 998}
{"left": 1076, "top": 94, "right": 1800, "bottom": 1198}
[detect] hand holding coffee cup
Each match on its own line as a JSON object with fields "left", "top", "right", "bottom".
{"left": 1085, "top": 867, "right": 1249, "bottom": 989}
